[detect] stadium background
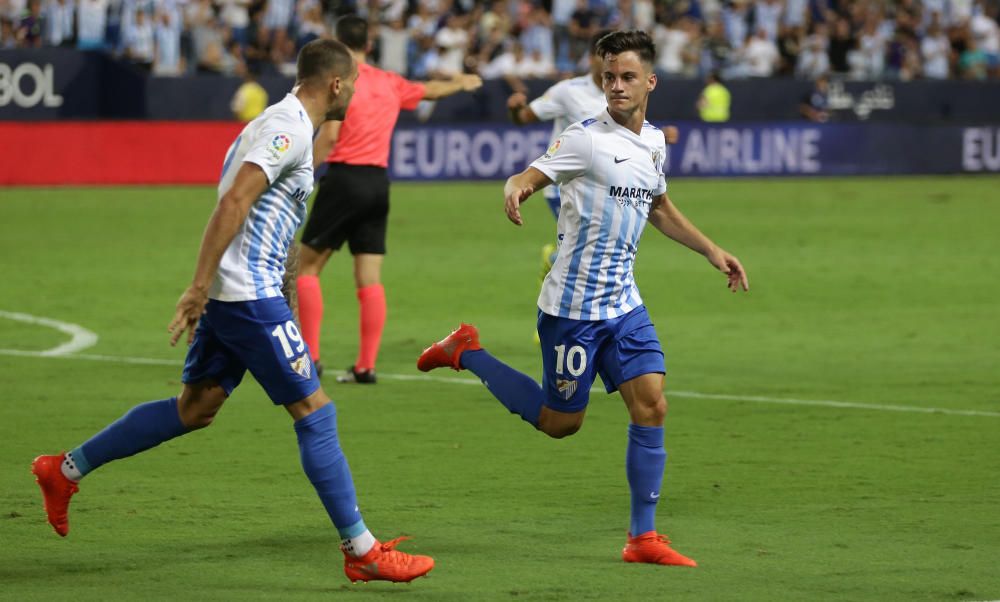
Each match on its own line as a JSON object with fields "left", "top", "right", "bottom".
{"left": 2, "top": 1, "right": 1000, "bottom": 600}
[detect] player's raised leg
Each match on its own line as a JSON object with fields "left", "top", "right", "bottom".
{"left": 418, "top": 324, "right": 588, "bottom": 437}
{"left": 31, "top": 381, "right": 227, "bottom": 536}
{"left": 285, "top": 388, "right": 434, "bottom": 582}
{"left": 618, "top": 373, "right": 696, "bottom": 567}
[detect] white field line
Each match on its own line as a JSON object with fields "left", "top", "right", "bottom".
{"left": 1, "top": 344, "right": 998, "bottom": 419}
{"left": 0, "top": 310, "right": 98, "bottom": 356}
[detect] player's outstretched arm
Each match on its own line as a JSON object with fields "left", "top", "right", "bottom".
{"left": 647, "top": 193, "right": 749, "bottom": 293}
{"left": 422, "top": 74, "right": 483, "bottom": 100}
{"left": 503, "top": 167, "right": 552, "bottom": 226}
{"left": 168, "top": 163, "right": 270, "bottom": 346}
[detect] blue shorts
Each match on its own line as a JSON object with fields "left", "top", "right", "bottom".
{"left": 182, "top": 297, "right": 321, "bottom": 405}
{"left": 536, "top": 305, "right": 665, "bottom": 413}
{"left": 545, "top": 188, "right": 560, "bottom": 219}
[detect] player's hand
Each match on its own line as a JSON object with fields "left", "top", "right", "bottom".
{"left": 507, "top": 92, "right": 528, "bottom": 110}
{"left": 168, "top": 285, "right": 209, "bottom": 346}
{"left": 706, "top": 248, "right": 749, "bottom": 293}
{"left": 458, "top": 73, "right": 483, "bottom": 92}
{"left": 504, "top": 184, "right": 534, "bottom": 226}
{"left": 663, "top": 125, "right": 679, "bottom": 145}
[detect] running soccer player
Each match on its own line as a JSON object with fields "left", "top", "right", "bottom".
{"left": 31, "top": 39, "right": 434, "bottom": 585}
{"left": 507, "top": 30, "right": 679, "bottom": 335}
{"left": 296, "top": 14, "right": 482, "bottom": 384}
{"left": 418, "top": 30, "right": 749, "bottom": 567}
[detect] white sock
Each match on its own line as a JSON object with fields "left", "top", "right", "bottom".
{"left": 61, "top": 452, "right": 83, "bottom": 482}
{"left": 341, "top": 530, "right": 376, "bottom": 558}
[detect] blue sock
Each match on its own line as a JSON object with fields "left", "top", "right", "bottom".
{"left": 294, "top": 403, "right": 364, "bottom": 535}
{"left": 626, "top": 424, "right": 666, "bottom": 536}
{"left": 460, "top": 349, "right": 544, "bottom": 427}
{"left": 71, "top": 397, "right": 188, "bottom": 477}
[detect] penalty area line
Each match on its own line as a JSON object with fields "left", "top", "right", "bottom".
{"left": 1, "top": 348, "right": 997, "bottom": 419}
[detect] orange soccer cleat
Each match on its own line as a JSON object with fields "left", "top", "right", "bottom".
{"left": 416, "top": 323, "right": 481, "bottom": 372}
{"left": 31, "top": 454, "right": 79, "bottom": 537}
{"left": 622, "top": 531, "right": 698, "bottom": 567}
{"left": 343, "top": 536, "right": 435, "bottom": 583}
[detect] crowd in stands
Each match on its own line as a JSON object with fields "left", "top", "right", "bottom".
{"left": 1, "top": 0, "right": 998, "bottom": 80}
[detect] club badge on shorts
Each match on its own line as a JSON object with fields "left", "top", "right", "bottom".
{"left": 556, "top": 378, "right": 577, "bottom": 400}
{"left": 290, "top": 355, "right": 312, "bottom": 379}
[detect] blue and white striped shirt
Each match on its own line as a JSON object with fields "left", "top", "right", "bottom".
{"left": 531, "top": 113, "right": 667, "bottom": 321}
{"left": 211, "top": 93, "right": 314, "bottom": 302}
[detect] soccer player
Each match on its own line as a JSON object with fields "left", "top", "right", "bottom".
{"left": 418, "top": 31, "right": 749, "bottom": 567}
{"left": 31, "top": 39, "right": 434, "bottom": 585}
{"left": 296, "top": 15, "right": 483, "bottom": 384}
{"left": 507, "top": 30, "right": 679, "bottom": 333}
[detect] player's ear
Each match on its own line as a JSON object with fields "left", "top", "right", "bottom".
{"left": 647, "top": 70, "right": 657, "bottom": 92}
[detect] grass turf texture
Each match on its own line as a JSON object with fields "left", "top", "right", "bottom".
{"left": 1, "top": 177, "right": 998, "bottom": 601}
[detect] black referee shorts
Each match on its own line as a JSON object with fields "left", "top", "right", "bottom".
{"left": 301, "top": 163, "right": 390, "bottom": 255}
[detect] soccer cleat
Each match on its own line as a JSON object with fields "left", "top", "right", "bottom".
{"left": 622, "top": 531, "right": 697, "bottom": 567}
{"left": 539, "top": 243, "right": 557, "bottom": 282}
{"left": 315, "top": 361, "right": 324, "bottom": 378}
{"left": 31, "top": 454, "right": 79, "bottom": 537}
{"left": 343, "top": 536, "right": 435, "bottom": 583}
{"left": 416, "top": 323, "right": 480, "bottom": 372}
{"left": 336, "top": 365, "right": 377, "bottom": 384}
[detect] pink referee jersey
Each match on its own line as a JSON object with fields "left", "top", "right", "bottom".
{"left": 327, "top": 62, "right": 426, "bottom": 168}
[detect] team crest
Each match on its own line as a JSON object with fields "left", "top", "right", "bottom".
{"left": 556, "top": 378, "right": 577, "bottom": 400}
{"left": 543, "top": 137, "right": 563, "bottom": 159}
{"left": 290, "top": 355, "right": 312, "bottom": 379}
{"left": 651, "top": 148, "right": 663, "bottom": 168}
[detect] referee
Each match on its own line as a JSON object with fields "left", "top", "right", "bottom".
{"left": 297, "top": 14, "right": 482, "bottom": 383}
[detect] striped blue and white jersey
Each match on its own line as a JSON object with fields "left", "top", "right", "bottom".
{"left": 210, "top": 93, "right": 314, "bottom": 302}
{"left": 528, "top": 75, "right": 606, "bottom": 201}
{"left": 531, "top": 112, "right": 668, "bottom": 321}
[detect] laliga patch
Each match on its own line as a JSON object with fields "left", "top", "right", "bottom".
{"left": 290, "top": 354, "right": 312, "bottom": 379}
{"left": 651, "top": 148, "right": 663, "bottom": 168}
{"left": 542, "top": 137, "right": 563, "bottom": 159}
{"left": 268, "top": 133, "right": 292, "bottom": 159}
{"left": 556, "top": 378, "right": 577, "bottom": 400}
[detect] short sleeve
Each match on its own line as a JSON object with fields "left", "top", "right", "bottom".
{"left": 392, "top": 72, "right": 426, "bottom": 111}
{"left": 653, "top": 140, "right": 668, "bottom": 196}
{"left": 528, "top": 84, "right": 564, "bottom": 121}
{"left": 243, "top": 118, "right": 304, "bottom": 184}
{"left": 529, "top": 123, "right": 592, "bottom": 185}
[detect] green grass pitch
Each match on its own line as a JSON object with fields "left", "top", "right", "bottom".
{"left": 1, "top": 176, "right": 998, "bottom": 601}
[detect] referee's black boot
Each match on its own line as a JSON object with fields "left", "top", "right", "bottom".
{"left": 336, "top": 365, "right": 377, "bottom": 384}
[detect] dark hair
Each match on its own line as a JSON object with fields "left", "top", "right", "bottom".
{"left": 335, "top": 14, "right": 368, "bottom": 51}
{"left": 296, "top": 38, "right": 353, "bottom": 83}
{"left": 589, "top": 29, "right": 615, "bottom": 55}
{"left": 594, "top": 30, "right": 656, "bottom": 66}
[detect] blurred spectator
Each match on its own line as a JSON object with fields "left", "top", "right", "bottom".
{"left": 921, "top": 19, "right": 951, "bottom": 79}
{"left": 124, "top": 9, "right": 152, "bottom": 66}
{"left": 296, "top": 2, "right": 325, "bottom": 48}
{"left": 550, "top": 0, "right": 575, "bottom": 71}
{"left": 697, "top": 70, "right": 731, "bottom": 121}
{"left": 152, "top": 9, "right": 182, "bottom": 75}
{"left": 755, "top": 0, "right": 783, "bottom": 42}
{"left": 799, "top": 72, "right": 829, "bottom": 121}
{"left": 434, "top": 12, "right": 470, "bottom": 76}
{"left": 654, "top": 17, "right": 688, "bottom": 76}
{"left": 481, "top": 39, "right": 552, "bottom": 79}
{"left": 44, "top": 0, "right": 74, "bottom": 47}
{"left": 1, "top": 17, "right": 17, "bottom": 47}
{"left": 784, "top": 0, "right": 809, "bottom": 28}
{"left": 702, "top": 19, "right": 733, "bottom": 76}
{"left": 74, "top": 0, "right": 104, "bottom": 48}
{"left": 217, "top": 0, "right": 249, "bottom": 48}
{"left": 722, "top": 0, "right": 750, "bottom": 50}
{"left": 796, "top": 29, "right": 830, "bottom": 78}
{"left": 778, "top": 24, "right": 805, "bottom": 75}
{"left": 959, "top": 38, "right": 991, "bottom": 79}
{"left": 230, "top": 66, "right": 267, "bottom": 120}
{"left": 520, "top": 5, "right": 554, "bottom": 67}
{"left": 969, "top": 1, "right": 1000, "bottom": 62}
{"left": 568, "top": 0, "right": 597, "bottom": 63}
{"left": 857, "top": 16, "right": 887, "bottom": 79}
{"left": 16, "top": 0, "right": 45, "bottom": 47}
{"left": 742, "top": 28, "right": 781, "bottom": 76}
{"left": 828, "top": 16, "right": 853, "bottom": 74}
{"left": 378, "top": 17, "right": 409, "bottom": 74}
